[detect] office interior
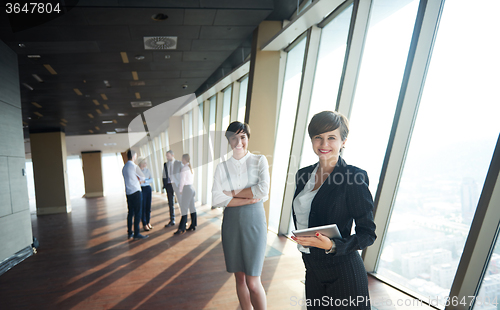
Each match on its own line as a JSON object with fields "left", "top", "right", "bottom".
{"left": 0, "top": 0, "right": 499, "bottom": 309}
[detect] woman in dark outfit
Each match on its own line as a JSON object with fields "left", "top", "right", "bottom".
{"left": 291, "top": 111, "right": 376, "bottom": 309}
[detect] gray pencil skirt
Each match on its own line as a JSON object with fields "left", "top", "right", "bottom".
{"left": 221, "top": 201, "right": 267, "bottom": 276}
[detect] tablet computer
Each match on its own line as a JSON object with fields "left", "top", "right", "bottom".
{"left": 292, "top": 224, "right": 342, "bottom": 239}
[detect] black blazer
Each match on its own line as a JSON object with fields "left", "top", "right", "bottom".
{"left": 292, "top": 156, "right": 376, "bottom": 257}
{"left": 163, "top": 160, "right": 182, "bottom": 189}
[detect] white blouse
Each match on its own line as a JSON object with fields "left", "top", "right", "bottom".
{"left": 179, "top": 164, "right": 194, "bottom": 192}
{"left": 293, "top": 165, "right": 321, "bottom": 254}
{"left": 212, "top": 152, "right": 270, "bottom": 208}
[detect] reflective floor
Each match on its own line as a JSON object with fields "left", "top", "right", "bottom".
{"left": 0, "top": 192, "right": 433, "bottom": 309}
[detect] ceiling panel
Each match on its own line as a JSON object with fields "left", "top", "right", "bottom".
{"left": 213, "top": 9, "right": 273, "bottom": 26}
{"left": 183, "top": 9, "right": 216, "bottom": 25}
{"left": 199, "top": 26, "right": 256, "bottom": 39}
{"left": 0, "top": 0, "right": 296, "bottom": 137}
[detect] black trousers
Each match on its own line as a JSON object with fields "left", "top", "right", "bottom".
{"left": 126, "top": 190, "right": 142, "bottom": 237}
{"left": 141, "top": 185, "right": 152, "bottom": 226}
{"left": 164, "top": 183, "right": 175, "bottom": 221}
{"left": 302, "top": 251, "right": 371, "bottom": 310}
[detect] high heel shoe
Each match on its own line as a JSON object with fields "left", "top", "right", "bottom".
{"left": 173, "top": 230, "right": 185, "bottom": 235}
{"left": 147, "top": 223, "right": 154, "bottom": 229}
{"left": 143, "top": 225, "right": 150, "bottom": 231}
{"left": 186, "top": 226, "right": 196, "bottom": 231}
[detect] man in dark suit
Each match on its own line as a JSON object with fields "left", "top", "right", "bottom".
{"left": 163, "top": 150, "right": 182, "bottom": 227}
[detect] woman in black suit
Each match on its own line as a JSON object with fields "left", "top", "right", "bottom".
{"left": 291, "top": 111, "right": 376, "bottom": 309}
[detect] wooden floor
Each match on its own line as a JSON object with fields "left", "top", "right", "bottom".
{"left": 0, "top": 192, "right": 435, "bottom": 310}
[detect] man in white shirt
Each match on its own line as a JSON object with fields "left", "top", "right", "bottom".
{"left": 122, "top": 149, "right": 149, "bottom": 240}
{"left": 162, "top": 150, "right": 182, "bottom": 227}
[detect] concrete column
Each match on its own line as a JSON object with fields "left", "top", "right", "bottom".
{"left": 246, "top": 21, "right": 282, "bottom": 225}
{"left": 82, "top": 151, "right": 104, "bottom": 198}
{"left": 0, "top": 40, "right": 33, "bottom": 262}
{"left": 30, "top": 131, "right": 71, "bottom": 215}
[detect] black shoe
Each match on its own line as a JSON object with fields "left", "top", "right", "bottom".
{"left": 128, "top": 234, "right": 133, "bottom": 240}
{"left": 143, "top": 225, "right": 150, "bottom": 231}
{"left": 134, "top": 234, "right": 149, "bottom": 240}
{"left": 187, "top": 226, "right": 196, "bottom": 231}
{"left": 173, "top": 230, "right": 185, "bottom": 235}
{"left": 165, "top": 221, "right": 175, "bottom": 227}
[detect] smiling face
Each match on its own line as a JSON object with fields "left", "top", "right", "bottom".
{"left": 311, "top": 128, "right": 346, "bottom": 164}
{"left": 228, "top": 132, "right": 248, "bottom": 157}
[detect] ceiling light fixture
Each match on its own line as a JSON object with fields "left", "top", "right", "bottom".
{"left": 117, "top": 113, "right": 127, "bottom": 116}
{"left": 88, "top": 113, "right": 94, "bottom": 119}
{"left": 74, "top": 88, "right": 82, "bottom": 95}
{"left": 34, "top": 112, "right": 43, "bottom": 117}
{"left": 93, "top": 100, "right": 100, "bottom": 106}
{"left": 135, "top": 92, "right": 141, "bottom": 99}
{"left": 106, "top": 131, "right": 116, "bottom": 134}
{"left": 89, "top": 129, "right": 94, "bottom": 133}
{"left": 130, "top": 81, "right": 145, "bottom": 86}
{"left": 103, "top": 104, "right": 109, "bottom": 110}
{"left": 43, "top": 64, "right": 57, "bottom": 75}
{"left": 18, "top": 43, "right": 26, "bottom": 48}
{"left": 131, "top": 101, "right": 152, "bottom": 107}
{"left": 32, "top": 74, "right": 44, "bottom": 83}
{"left": 165, "top": 55, "right": 171, "bottom": 59}
{"left": 27, "top": 55, "right": 40, "bottom": 58}
{"left": 31, "top": 102, "right": 42, "bottom": 108}
{"left": 22, "top": 83, "right": 33, "bottom": 90}
{"left": 120, "top": 52, "right": 129, "bottom": 63}
{"left": 115, "top": 128, "right": 127, "bottom": 132}
{"left": 101, "top": 94, "right": 108, "bottom": 100}
{"left": 95, "top": 126, "right": 100, "bottom": 130}
{"left": 104, "top": 80, "right": 111, "bottom": 88}
{"left": 131, "top": 71, "right": 139, "bottom": 80}
{"left": 96, "top": 109, "right": 102, "bottom": 114}
{"left": 135, "top": 55, "right": 145, "bottom": 60}
{"left": 143, "top": 36, "right": 177, "bottom": 50}
{"left": 151, "top": 13, "right": 168, "bottom": 21}
{"left": 102, "top": 120, "right": 113, "bottom": 124}
{"left": 61, "top": 118, "right": 67, "bottom": 123}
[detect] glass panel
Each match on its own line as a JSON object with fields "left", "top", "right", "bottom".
{"left": 299, "top": 3, "right": 354, "bottom": 168}
{"left": 473, "top": 227, "right": 500, "bottom": 310}
{"left": 102, "top": 153, "right": 125, "bottom": 195}
{"left": 221, "top": 86, "right": 232, "bottom": 160}
{"left": 238, "top": 76, "right": 248, "bottom": 123}
{"left": 268, "top": 36, "right": 307, "bottom": 233}
{"left": 206, "top": 96, "right": 216, "bottom": 206}
{"left": 197, "top": 103, "right": 204, "bottom": 200}
{"left": 67, "top": 155, "right": 85, "bottom": 199}
{"left": 188, "top": 110, "right": 193, "bottom": 156}
{"left": 342, "top": 0, "right": 419, "bottom": 195}
{"left": 378, "top": 0, "right": 500, "bottom": 304}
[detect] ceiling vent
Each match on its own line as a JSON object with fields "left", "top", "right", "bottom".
{"left": 115, "top": 128, "right": 127, "bottom": 133}
{"left": 131, "top": 101, "right": 152, "bottom": 108}
{"left": 143, "top": 36, "right": 177, "bottom": 50}
{"left": 130, "top": 81, "right": 145, "bottom": 86}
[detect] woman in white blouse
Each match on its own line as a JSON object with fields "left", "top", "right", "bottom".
{"left": 174, "top": 154, "right": 197, "bottom": 235}
{"left": 212, "top": 121, "right": 270, "bottom": 310}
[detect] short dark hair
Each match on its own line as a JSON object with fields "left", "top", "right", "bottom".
{"left": 308, "top": 111, "right": 349, "bottom": 141}
{"left": 166, "top": 150, "right": 174, "bottom": 155}
{"left": 126, "top": 149, "right": 136, "bottom": 160}
{"left": 225, "top": 121, "right": 251, "bottom": 141}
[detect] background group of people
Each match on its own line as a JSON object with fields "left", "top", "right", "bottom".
{"left": 123, "top": 110, "right": 377, "bottom": 309}
{"left": 122, "top": 149, "right": 197, "bottom": 240}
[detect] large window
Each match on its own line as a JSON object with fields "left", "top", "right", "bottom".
{"left": 220, "top": 86, "right": 232, "bottom": 161}
{"left": 342, "top": 0, "right": 419, "bottom": 194}
{"left": 237, "top": 76, "right": 248, "bottom": 123}
{"left": 378, "top": 0, "right": 500, "bottom": 304}
{"left": 206, "top": 96, "right": 217, "bottom": 206}
{"left": 268, "top": 36, "right": 307, "bottom": 233}
{"left": 300, "top": 3, "right": 353, "bottom": 167}
{"left": 197, "top": 103, "right": 204, "bottom": 201}
{"left": 473, "top": 227, "right": 500, "bottom": 310}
